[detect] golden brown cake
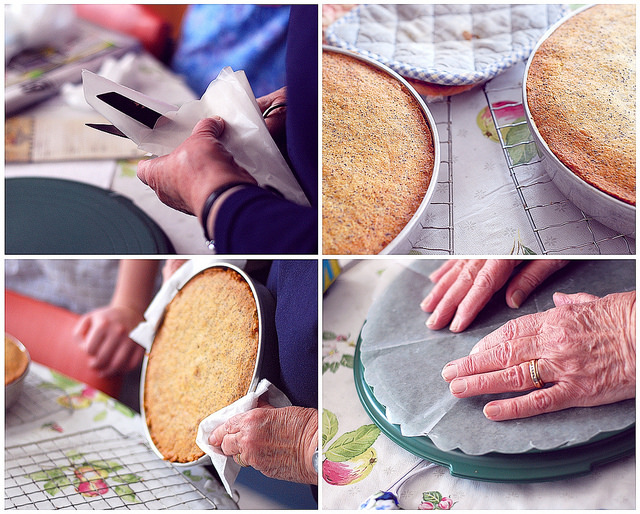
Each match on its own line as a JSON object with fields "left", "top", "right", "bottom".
{"left": 322, "top": 50, "right": 435, "bottom": 254}
{"left": 526, "top": 4, "right": 636, "bottom": 205}
{"left": 144, "top": 267, "right": 260, "bottom": 463}
{"left": 5, "top": 336, "right": 29, "bottom": 386}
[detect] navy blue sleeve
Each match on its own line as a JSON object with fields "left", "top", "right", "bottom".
{"left": 261, "top": 260, "right": 318, "bottom": 409}
{"left": 213, "top": 5, "right": 318, "bottom": 254}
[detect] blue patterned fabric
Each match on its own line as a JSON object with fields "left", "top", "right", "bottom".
{"left": 172, "top": 5, "right": 290, "bottom": 97}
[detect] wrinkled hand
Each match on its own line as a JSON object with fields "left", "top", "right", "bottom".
{"left": 73, "top": 305, "right": 145, "bottom": 377}
{"left": 210, "top": 403, "right": 318, "bottom": 484}
{"left": 421, "top": 259, "right": 569, "bottom": 332}
{"left": 441, "top": 291, "right": 636, "bottom": 421}
{"left": 137, "top": 117, "right": 257, "bottom": 219}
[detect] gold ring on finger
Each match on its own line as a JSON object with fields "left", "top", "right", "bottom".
{"left": 529, "top": 359, "right": 544, "bottom": 389}
{"left": 234, "top": 453, "right": 249, "bottom": 468}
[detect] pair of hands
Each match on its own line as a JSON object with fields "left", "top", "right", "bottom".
{"left": 422, "top": 260, "right": 636, "bottom": 420}
{"left": 209, "top": 401, "right": 318, "bottom": 484}
{"left": 136, "top": 88, "right": 287, "bottom": 225}
{"left": 74, "top": 259, "right": 318, "bottom": 484}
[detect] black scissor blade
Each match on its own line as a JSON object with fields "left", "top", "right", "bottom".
{"left": 97, "top": 91, "right": 163, "bottom": 129}
{"left": 85, "top": 123, "right": 128, "bottom": 138}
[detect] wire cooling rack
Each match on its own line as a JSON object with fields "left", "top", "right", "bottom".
{"left": 5, "top": 372, "right": 71, "bottom": 429}
{"left": 5, "top": 426, "right": 220, "bottom": 510}
{"left": 409, "top": 96, "right": 455, "bottom": 254}
{"left": 483, "top": 82, "right": 635, "bottom": 255}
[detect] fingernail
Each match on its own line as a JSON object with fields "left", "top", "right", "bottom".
{"left": 449, "top": 317, "right": 460, "bottom": 332}
{"left": 450, "top": 378, "right": 467, "bottom": 394}
{"left": 484, "top": 404, "right": 501, "bottom": 419}
{"left": 426, "top": 312, "right": 438, "bottom": 328}
{"left": 469, "top": 345, "right": 480, "bottom": 355}
{"left": 510, "top": 289, "right": 526, "bottom": 309}
{"left": 420, "top": 294, "right": 432, "bottom": 311}
{"left": 442, "top": 364, "right": 457, "bottom": 381}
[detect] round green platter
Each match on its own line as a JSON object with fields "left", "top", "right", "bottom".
{"left": 6, "top": 177, "right": 174, "bottom": 255}
{"left": 354, "top": 333, "right": 635, "bottom": 483}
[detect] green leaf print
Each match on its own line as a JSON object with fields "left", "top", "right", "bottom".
{"left": 49, "top": 371, "right": 81, "bottom": 390}
{"left": 323, "top": 361, "right": 340, "bottom": 374}
{"left": 325, "top": 424, "right": 380, "bottom": 462}
{"left": 423, "top": 491, "right": 443, "bottom": 504}
{"left": 340, "top": 354, "right": 354, "bottom": 369}
{"left": 322, "top": 409, "right": 339, "bottom": 447}
{"left": 114, "top": 484, "right": 139, "bottom": 503}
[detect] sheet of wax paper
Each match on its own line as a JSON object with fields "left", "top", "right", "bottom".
{"left": 359, "top": 260, "right": 636, "bottom": 455}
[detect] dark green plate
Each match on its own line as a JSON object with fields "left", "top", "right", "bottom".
{"left": 354, "top": 334, "right": 635, "bottom": 483}
{"left": 6, "top": 177, "right": 174, "bottom": 254}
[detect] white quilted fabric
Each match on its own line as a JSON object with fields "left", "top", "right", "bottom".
{"left": 325, "top": 4, "right": 568, "bottom": 85}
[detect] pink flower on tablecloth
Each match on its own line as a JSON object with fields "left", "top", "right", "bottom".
{"left": 420, "top": 491, "right": 456, "bottom": 510}
{"left": 438, "top": 497, "right": 454, "bottom": 509}
{"left": 57, "top": 394, "right": 91, "bottom": 410}
{"left": 74, "top": 466, "right": 109, "bottom": 497}
{"left": 322, "top": 333, "right": 355, "bottom": 374}
{"left": 82, "top": 387, "right": 97, "bottom": 398}
{"left": 28, "top": 452, "right": 141, "bottom": 503}
{"left": 476, "top": 101, "right": 540, "bottom": 165}
{"left": 477, "top": 101, "right": 525, "bottom": 142}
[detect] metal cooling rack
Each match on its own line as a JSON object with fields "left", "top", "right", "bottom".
{"left": 409, "top": 96, "right": 455, "bottom": 254}
{"left": 5, "top": 372, "right": 71, "bottom": 429}
{"left": 483, "top": 82, "right": 635, "bottom": 255}
{"left": 5, "top": 426, "right": 220, "bottom": 510}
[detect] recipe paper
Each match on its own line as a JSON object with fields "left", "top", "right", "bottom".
{"left": 359, "top": 259, "right": 635, "bottom": 455}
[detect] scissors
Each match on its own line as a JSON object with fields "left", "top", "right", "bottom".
{"left": 86, "top": 91, "right": 287, "bottom": 139}
{"left": 86, "top": 91, "right": 166, "bottom": 138}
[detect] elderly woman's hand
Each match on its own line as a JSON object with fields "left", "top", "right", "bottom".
{"left": 209, "top": 403, "right": 318, "bottom": 484}
{"left": 137, "top": 117, "right": 257, "bottom": 220}
{"left": 441, "top": 291, "right": 636, "bottom": 421}
{"left": 421, "top": 259, "right": 569, "bottom": 332}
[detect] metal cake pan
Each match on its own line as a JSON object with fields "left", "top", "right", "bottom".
{"left": 139, "top": 262, "right": 275, "bottom": 467}
{"left": 323, "top": 46, "right": 441, "bottom": 254}
{"left": 522, "top": 5, "right": 635, "bottom": 238}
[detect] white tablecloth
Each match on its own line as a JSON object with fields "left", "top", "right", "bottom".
{"left": 321, "top": 260, "right": 635, "bottom": 510}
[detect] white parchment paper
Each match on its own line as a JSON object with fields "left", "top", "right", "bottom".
{"left": 83, "top": 67, "right": 309, "bottom": 206}
{"left": 360, "top": 260, "right": 635, "bottom": 455}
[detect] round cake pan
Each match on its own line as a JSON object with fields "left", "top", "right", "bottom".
{"left": 522, "top": 6, "right": 635, "bottom": 238}
{"left": 139, "top": 262, "right": 276, "bottom": 467}
{"left": 323, "top": 46, "right": 441, "bottom": 255}
{"left": 5, "top": 334, "right": 31, "bottom": 411}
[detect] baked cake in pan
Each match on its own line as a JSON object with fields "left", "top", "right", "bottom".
{"left": 322, "top": 50, "right": 436, "bottom": 254}
{"left": 143, "top": 267, "right": 259, "bottom": 463}
{"left": 526, "top": 4, "right": 636, "bottom": 206}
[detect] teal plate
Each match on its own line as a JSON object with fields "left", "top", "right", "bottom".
{"left": 6, "top": 177, "right": 174, "bottom": 255}
{"left": 354, "top": 334, "right": 635, "bottom": 483}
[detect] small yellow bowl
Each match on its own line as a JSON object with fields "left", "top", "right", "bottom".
{"left": 5, "top": 334, "right": 31, "bottom": 410}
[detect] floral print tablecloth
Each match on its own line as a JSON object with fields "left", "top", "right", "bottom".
{"left": 4, "top": 362, "right": 236, "bottom": 510}
{"left": 321, "top": 259, "right": 635, "bottom": 510}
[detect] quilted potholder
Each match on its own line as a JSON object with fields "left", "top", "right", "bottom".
{"left": 325, "top": 4, "right": 567, "bottom": 85}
